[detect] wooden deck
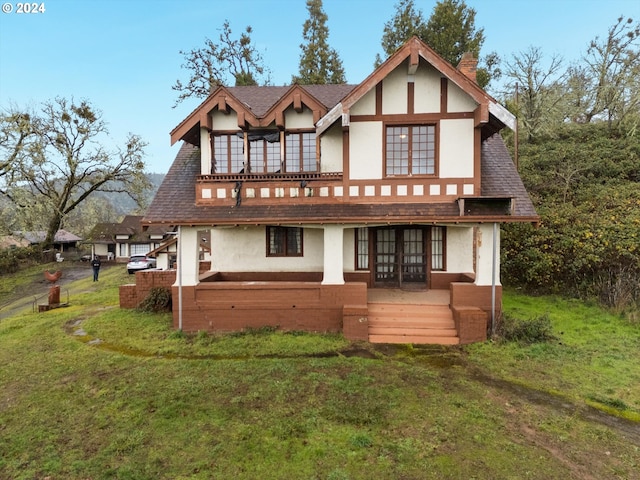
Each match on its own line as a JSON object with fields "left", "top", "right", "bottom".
{"left": 367, "top": 289, "right": 459, "bottom": 345}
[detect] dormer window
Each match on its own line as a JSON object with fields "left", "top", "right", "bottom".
{"left": 248, "top": 132, "right": 281, "bottom": 173}
{"left": 212, "top": 134, "right": 244, "bottom": 174}
{"left": 210, "top": 131, "right": 317, "bottom": 174}
{"left": 385, "top": 125, "right": 436, "bottom": 176}
{"left": 285, "top": 132, "right": 316, "bottom": 172}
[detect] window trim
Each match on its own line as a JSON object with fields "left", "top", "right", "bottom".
{"left": 285, "top": 131, "right": 318, "bottom": 173}
{"left": 430, "top": 226, "right": 446, "bottom": 271}
{"left": 355, "top": 227, "right": 369, "bottom": 270}
{"left": 266, "top": 226, "right": 304, "bottom": 257}
{"left": 383, "top": 122, "right": 438, "bottom": 177}
{"left": 211, "top": 132, "right": 244, "bottom": 174}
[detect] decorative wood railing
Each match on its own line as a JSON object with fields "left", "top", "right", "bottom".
{"left": 197, "top": 172, "right": 343, "bottom": 183}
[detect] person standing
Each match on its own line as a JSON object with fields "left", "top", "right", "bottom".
{"left": 91, "top": 255, "right": 101, "bottom": 282}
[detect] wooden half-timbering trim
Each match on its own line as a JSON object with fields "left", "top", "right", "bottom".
{"left": 408, "top": 82, "right": 415, "bottom": 115}
{"left": 342, "top": 127, "right": 350, "bottom": 187}
{"left": 261, "top": 85, "right": 328, "bottom": 128}
{"left": 474, "top": 104, "right": 489, "bottom": 127}
{"left": 293, "top": 93, "right": 303, "bottom": 112}
{"left": 350, "top": 111, "right": 474, "bottom": 123}
{"left": 375, "top": 82, "right": 383, "bottom": 116}
{"left": 474, "top": 128, "right": 481, "bottom": 195}
{"left": 440, "top": 77, "right": 448, "bottom": 114}
{"left": 217, "top": 96, "right": 229, "bottom": 114}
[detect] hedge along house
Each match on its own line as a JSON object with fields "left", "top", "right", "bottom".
{"left": 136, "top": 37, "right": 538, "bottom": 344}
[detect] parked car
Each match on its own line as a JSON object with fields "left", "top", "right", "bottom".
{"left": 126, "top": 255, "right": 157, "bottom": 274}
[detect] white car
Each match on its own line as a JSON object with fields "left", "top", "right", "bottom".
{"left": 126, "top": 255, "right": 157, "bottom": 274}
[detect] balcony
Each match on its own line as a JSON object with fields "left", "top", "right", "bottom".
{"left": 197, "top": 172, "right": 343, "bottom": 183}
{"left": 195, "top": 172, "right": 478, "bottom": 207}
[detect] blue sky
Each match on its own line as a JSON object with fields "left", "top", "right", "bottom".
{"left": 1, "top": 0, "right": 639, "bottom": 173}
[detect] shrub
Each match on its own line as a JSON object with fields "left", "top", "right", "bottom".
{"left": 0, "top": 246, "right": 42, "bottom": 273}
{"left": 496, "top": 312, "right": 556, "bottom": 344}
{"left": 137, "top": 287, "right": 172, "bottom": 313}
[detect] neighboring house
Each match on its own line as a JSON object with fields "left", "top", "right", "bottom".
{"left": 130, "top": 37, "right": 538, "bottom": 344}
{"left": 3, "top": 230, "right": 82, "bottom": 252}
{"left": 86, "top": 215, "right": 167, "bottom": 261}
{"left": 0, "top": 235, "right": 30, "bottom": 250}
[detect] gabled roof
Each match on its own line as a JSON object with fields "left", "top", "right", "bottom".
{"left": 142, "top": 134, "right": 538, "bottom": 227}
{"left": 11, "top": 229, "right": 82, "bottom": 244}
{"left": 318, "top": 36, "right": 514, "bottom": 136}
{"left": 86, "top": 216, "right": 167, "bottom": 244}
{"left": 171, "top": 84, "right": 357, "bottom": 146}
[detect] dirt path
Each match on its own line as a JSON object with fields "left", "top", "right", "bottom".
{"left": 0, "top": 265, "right": 95, "bottom": 320}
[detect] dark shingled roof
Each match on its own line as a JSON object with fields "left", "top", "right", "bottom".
{"left": 223, "top": 85, "right": 358, "bottom": 117}
{"left": 143, "top": 134, "right": 538, "bottom": 227}
{"left": 481, "top": 134, "right": 538, "bottom": 218}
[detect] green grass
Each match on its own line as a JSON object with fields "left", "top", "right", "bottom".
{"left": 466, "top": 291, "right": 640, "bottom": 419}
{"left": 1, "top": 268, "right": 639, "bottom": 479}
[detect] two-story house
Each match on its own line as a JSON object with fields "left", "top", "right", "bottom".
{"left": 135, "top": 37, "right": 538, "bottom": 344}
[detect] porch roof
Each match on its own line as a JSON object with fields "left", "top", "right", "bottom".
{"left": 142, "top": 134, "right": 538, "bottom": 227}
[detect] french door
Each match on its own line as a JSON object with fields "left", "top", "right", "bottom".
{"left": 374, "top": 227, "right": 427, "bottom": 287}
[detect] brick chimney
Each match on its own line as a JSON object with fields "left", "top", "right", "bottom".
{"left": 457, "top": 52, "right": 477, "bottom": 83}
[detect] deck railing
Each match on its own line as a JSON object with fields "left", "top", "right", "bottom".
{"left": 197, "top": 172, "right": 343, "bottom": 183}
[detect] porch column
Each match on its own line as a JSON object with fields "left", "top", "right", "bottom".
{"left": 200, "top": 127, "right": 211, "bottom": 175}
{"left": 322, "top": 225, "right": 345, "bottom": 285}
{"left": 475, "top": 223, "right": 500, "bottom": 286}
{"left": 175, "top": 226, "right": 200, "bottom": 287}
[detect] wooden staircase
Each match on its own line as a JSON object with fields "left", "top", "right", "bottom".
{"left": 367, "top": 302, "right": 459, "bottom": 345}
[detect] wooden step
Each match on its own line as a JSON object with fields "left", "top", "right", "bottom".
{"left": 368, "top": 318, "right": 455, "bottom": 328}
{"left": 369, "top": 326, "right": 457, "bottom": 337}
{"left": 368, "top": 303, "right": 451, "bottom": 313}
{"left": 369, "top": 334, "right": 460, "bottom": 345}
{"left": 366, "top": 302, "right": 458, "bottom": 345}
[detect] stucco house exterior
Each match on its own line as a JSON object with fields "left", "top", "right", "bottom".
{"left": 128, "top": 37, "right": 538, "bottom": 344}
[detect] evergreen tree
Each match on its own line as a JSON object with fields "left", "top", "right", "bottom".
{"left": 377, "top": 0, "right": 497, "bottom": 88}
{"left": 423, "top": 0, "right": 484, "bottom": 66}
{"left": 377, "top": 0, "right": 427, "bottom": 65}
{"left": 293, "top": 0, "right": 346, "bottom": 85}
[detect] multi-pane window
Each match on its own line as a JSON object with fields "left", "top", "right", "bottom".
{"left": 431, "top": 226, "right": 445, "bottom": 271}
{"left": 385, "top": 125, "right": 435, "bottom": 176}
{"left": 285, "top": 132, "right": 316, "bottom": 172}
{"left": 212, "top": 134, "right": 244, "bottom": 174}
{"left": 249, "top": 137, "right": 281, "bottom": 173}
{"left": 130, "top": 244, "right": 149, "bottom": 256}
{"left": 356, "top": 227, "right": 369, "bottom": 270}
{"left": 211, "top": 132, "right": 317, "bottom": 174}
{"left": 267, "top": 226, "right": 303, "bottom": 257}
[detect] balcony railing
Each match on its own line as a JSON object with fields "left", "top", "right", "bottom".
{"left": 197, "top": 172, "right": 343, "bottom": 183}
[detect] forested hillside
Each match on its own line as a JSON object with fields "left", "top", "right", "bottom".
{"left": 501, "top": 124, "right": 639, "bottom": 312}
{"left": 495, "top": 15, "right": 639, "bottom": 313}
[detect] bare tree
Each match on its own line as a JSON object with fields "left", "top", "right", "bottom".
{"left": 504, "top": 47, "right": 566, "bottom": 141}
{"left": 566, "top": 16, "right": 640, "bottom": 125}
{"left": 0, "top": 98, "right": 151, "bottom": 248}
{"left": 173, "top": 20, "right": 270, "bottom": 106}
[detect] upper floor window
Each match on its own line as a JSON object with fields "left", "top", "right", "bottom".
{"left": 385, "top": 125, "right": 435, "bottom": 176}
{"left": 212, "top": 134, "right": 244, "bottom": 174}
{"left": 211, "top": 131, "right": 317, "bottom": 174}
{"left": 285, "top": 132, "right": 316, "bottom": 173}
{"left": 249, "top": 133, "right": 281, "bottom": 173}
